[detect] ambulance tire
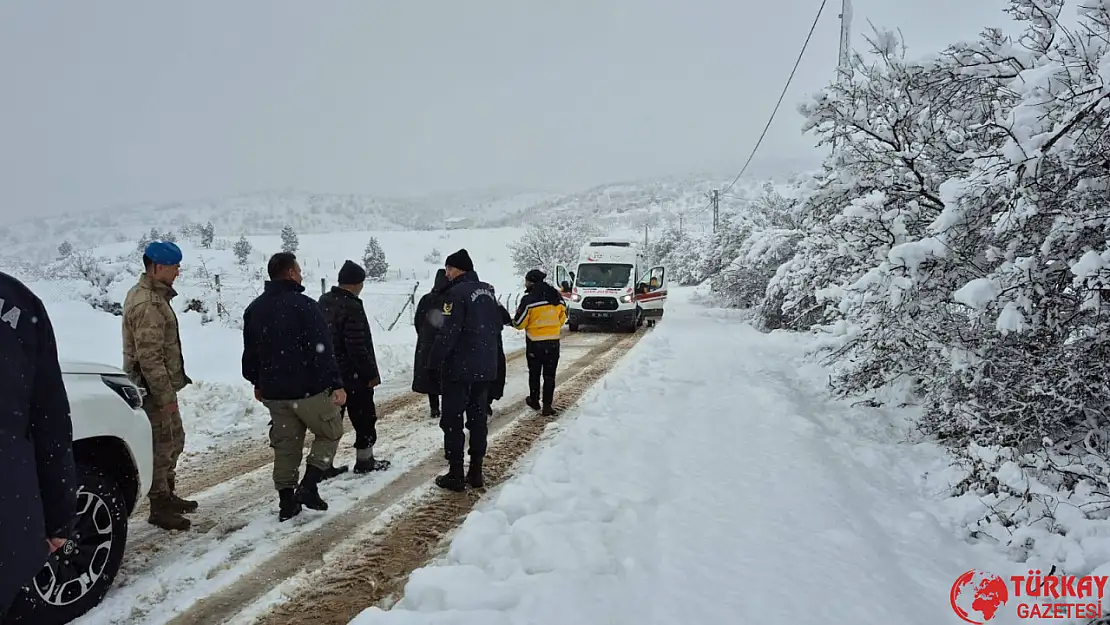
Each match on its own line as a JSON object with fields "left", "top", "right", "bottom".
{"left": 568, "top": 323, "right": 579, "bottom": 332}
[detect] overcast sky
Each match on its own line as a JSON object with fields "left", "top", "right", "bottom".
{"left": 0, "top": 0, "right": 1013, "bottom": 217}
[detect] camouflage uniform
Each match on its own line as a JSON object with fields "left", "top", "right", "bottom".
{"left": 122, "top": 273, "right": 194, "bottom": 528}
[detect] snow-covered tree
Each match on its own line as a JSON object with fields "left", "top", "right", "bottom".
{"left": 509, "top": 215, "right": 602, "bottom": 275}
{"left": 745, "top": 1, "right": 1110, "bottom": 459}
{"left": 363, "top": 237, "right": 388, "bottom": 281}
{"left": 280, "top": 225, "right": 298, "bottom": 253}
{"left": 57, "top": 240, "right": 73, "bottom": 258}
{"left": 200, "top": 221, "right": 215, "bottom": 248}
{"left": 644, "top": 226, "right": 709, "bottom": 286}
{"left": 233, "top": 235, "right": 252, "bottom": 265}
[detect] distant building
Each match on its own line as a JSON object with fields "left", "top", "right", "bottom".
{"left": 444, "top": 217, "right": 472, "bottom": 229}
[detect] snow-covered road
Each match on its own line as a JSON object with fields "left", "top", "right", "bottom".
{"left": 353, "top": 289, "right": 1010, "bottom": 624}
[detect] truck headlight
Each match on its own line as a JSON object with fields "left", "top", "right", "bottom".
{"left": 101, "top": 374, "right": 145, "bottom": 410}
{"left": 619, "top": 294, "right": 633, "bottom": 303}
{"left": 570, "top": 293, "right": 581, "bottom": 302}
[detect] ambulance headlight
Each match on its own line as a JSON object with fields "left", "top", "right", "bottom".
{"left": 570, "top": 293, "right": 581, "bottom": 302}
{"left": 619, "top": 294, "right": 633, "bottom": 304}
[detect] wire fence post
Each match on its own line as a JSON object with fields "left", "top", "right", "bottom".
{"left": 386, "top": 281, "right": 421, "bottom": 331}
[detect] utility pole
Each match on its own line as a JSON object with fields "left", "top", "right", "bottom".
{"left": 711, "top": 190, "right": 720, "bottom": 233}
{"left": 678, "top": 214, "right": 684, "bottom": 235}
{"left": 643, "top": 223, "right": 649, "bottom": 247}
{"left": 832, "top": 0, "right": 853, "bottom": 152}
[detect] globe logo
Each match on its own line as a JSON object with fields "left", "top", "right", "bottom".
{"left": 950, "top": 569, "right": 1010, "bottom": 623}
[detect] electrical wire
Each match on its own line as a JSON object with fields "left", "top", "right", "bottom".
{"left": 718, "top": 0, "right": 829, "bottom": 197}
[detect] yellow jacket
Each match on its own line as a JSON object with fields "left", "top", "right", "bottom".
{"left": 512, "top": 283, "right": 567, "bottom": 341}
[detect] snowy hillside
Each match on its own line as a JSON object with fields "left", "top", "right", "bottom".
{"left": 0, "top": 189, "right": 555, "bottom": 262}
{"left": 486, "top": 174, "right": 777, "bottom": 233}
{"left": 0, "top": 174, "right": 787, "bottom": 265}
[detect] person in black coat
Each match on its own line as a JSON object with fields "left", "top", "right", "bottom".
{"left": 412, "top": 268, "right": 448, "bottom": 418}
{"left": 0, "top": 272, "right": 77, "bottom": 619}
{"left": 318, "top": 260, "right": 391, "bottom": 475}
{"left": 486, "top": 303, "right": 511, "bottom": 415}
{"left": 242, "top": 253, "right": 347, "bottom": 521}
{"left": 426, "top": 249, "right": 502, "bottom": 492}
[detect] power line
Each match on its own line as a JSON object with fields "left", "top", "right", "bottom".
{"left": 719, "top": 0, "right": 829, "bottom": 196}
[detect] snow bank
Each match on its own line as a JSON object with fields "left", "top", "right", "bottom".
{"left": 351, "top": 289, "right": 1018, "bottom": 625}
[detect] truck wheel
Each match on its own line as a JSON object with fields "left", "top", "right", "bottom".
{"left": 10, "top": 464, "right": 130, "bottom": 623}
{"left": 568, "top": 323, "right": 579, "bottom": 332}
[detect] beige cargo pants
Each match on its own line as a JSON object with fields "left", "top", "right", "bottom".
{"left": 144, "top": 405, "right": 185, "bottom": 499}
{"left": 262, "top": 391, "right": 344, "bottom": 490}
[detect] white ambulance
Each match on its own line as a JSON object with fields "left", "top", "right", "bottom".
{"left": 555, "top": 237, "right": 668, "bottom": 332}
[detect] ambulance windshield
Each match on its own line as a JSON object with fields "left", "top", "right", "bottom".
{"left": 575, "top": 263, "right": 632, "bottom": 289}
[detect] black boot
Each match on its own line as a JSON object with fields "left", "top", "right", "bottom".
{"left": 525, "top": 396, "right": 540, "bottom": 411}
{"left": 435, "top": 461, "right": 466, "bottom": 492}
{"left": 353, "top": 448, "right": 391, "bottom": 474}
{"left": 541, "top": 405, "right": 556, "bottom": 416}
{"left": 278, "top": 488, "right": 302, "bottom": 522}
{"left": 321, "top": 464, "right": 349, "bottom": 480}
{"left": 295, "top": 465, "right": 329, "bottom": 511}
{"left": 466, "top": 457, "right": 484, "bottom": 489}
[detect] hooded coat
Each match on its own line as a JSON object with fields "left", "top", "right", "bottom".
{"left": 489, "top": 303, "right": 511, "bottom": 402}
{"left": 412, "top": 269, "right": 449, "bottom": 394}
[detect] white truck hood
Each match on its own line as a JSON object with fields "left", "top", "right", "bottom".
{"left": 60, "top": 359, "right": 127, "bottom": 376}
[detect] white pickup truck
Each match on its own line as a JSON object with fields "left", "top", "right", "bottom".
{"left": 7, "top": 360, "right": 153, "bottom": 623}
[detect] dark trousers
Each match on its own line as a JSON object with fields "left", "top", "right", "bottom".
{"left": 344, "top": 386, "right": 378, "bottom": 449}
{"left": 439, "top": 380, "right": 490, "bottom": 468}
{"left": 526, "top": 339, "right": 560, "bottom": 407}
{"left": 428, "top": 393, "right": 440, "bottom": 415}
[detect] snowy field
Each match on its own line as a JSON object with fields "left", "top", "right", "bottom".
{"left": 349, "top": 289, "right": 1075, "bottom": 625}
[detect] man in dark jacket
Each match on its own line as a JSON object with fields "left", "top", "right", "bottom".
{"left": 426, "top": 249, "right": 502, "bottom": 491}
{"left": 0, "top": 272, "right": 77, "bottom": 618}
{"left": 318, "top": 260, "right": 391, "bottom": 475}
{"left": 412, "top": 268, "right": 448, "bottom": 418}
{"left": 513, "top": 269, "right": 568, "bottom": 415}
{"left": 242, "top": 252, "right": 347, "bottom": 522}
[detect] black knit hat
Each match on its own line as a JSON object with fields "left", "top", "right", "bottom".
{"left": 444, "top": 249, "right": 474, "bottom": 272}
{"left": 525, "top": 269, "right": 547, "bottom": 283}
{"left": 338, "top": 260, "right": 366, "bottom": 284}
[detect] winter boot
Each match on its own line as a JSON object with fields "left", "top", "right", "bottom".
{"left": 321, "top": 464, "right": 349, "bottom": 480}
{"left": 278, "top": 488, "right": 302, "bottom": 522}
{"left": 525, "top": 396, "right": 541, "bottom": 411}
{"left": 466, "top": 457, "right": 484, "bottom": 489}
{"left": 353, "top": 448, "right": 391, "bottom": 474}
{"left": 295, "top": 465, "right": 329, "bottom": 511}
{"left": 541, "top": 405, "right": 556, "bottom": 417}
{"left": 147, "top": 496, "right": 191, "bottom": 531}
{"left": 487, "top": 403, "right": 494, "bottom": 417}
{"left": 435, "top": 461, "right": 467, "bottom": 492}
{"left": 166, "top": 476, "right": 198, "bottom": 513}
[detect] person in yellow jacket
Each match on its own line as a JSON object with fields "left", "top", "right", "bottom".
{"left": 512, "top": 269, "right": 568, "bottom": 415}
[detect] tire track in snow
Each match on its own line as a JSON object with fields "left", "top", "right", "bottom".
{"left": 133, "top": 346, "right": 530, "bottom": 519}
{"left": 163, "top": 330, "right": 642, "bottom": 625}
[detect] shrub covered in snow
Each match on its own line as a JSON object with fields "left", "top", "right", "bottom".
{"left": 508, "top": 215, "right": 601, "bottom": 274}
{"left": 685, "top": 0, "right": 1110, "bottom": 573}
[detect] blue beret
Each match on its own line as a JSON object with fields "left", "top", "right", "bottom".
{"left": 144, "top": 241, "right": 183, "bottom": 265}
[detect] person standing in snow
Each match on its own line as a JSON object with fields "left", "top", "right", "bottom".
{"left": 242, "top": 252, "right": 346, "bottom": 522}
{"left": 487, "top": 302, "right": 512, "bottom": 416}
{"left": 317, "top": 260, "right": 391, "bottom": 475}
{"left": 512, "top": 269, "right": 568, "bottom": 416}
{"left": 412, "top": 268, "right": 448, "bottom": 418}
{"left": 0, "top": 272, "right": 77, "bottom": 619}
{"left": 122, "top": 241, "right": 195, "bottom": 530}
{"left": 426, "top": 249, "right": 502, "bottom": 491}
